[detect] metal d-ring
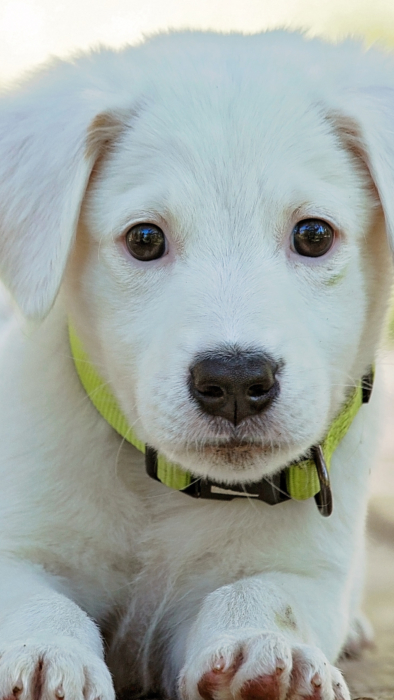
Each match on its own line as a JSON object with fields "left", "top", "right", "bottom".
{"left": 312, "top": 445, "right": 333, "bottom": 517}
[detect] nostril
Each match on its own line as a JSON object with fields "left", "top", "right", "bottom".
{"left": 197, "top": 385, "right": 225, "bottom": 399}
{"left": 247, "top": 383, "right": 269, "bottom": 398}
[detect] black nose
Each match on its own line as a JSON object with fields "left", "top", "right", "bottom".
{"left": 189, "top": 350, "right": 279, "bottom": 425}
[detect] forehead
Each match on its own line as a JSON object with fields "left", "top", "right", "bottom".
{"left": 89, "top": 34, "right": 367, "bottom": 239}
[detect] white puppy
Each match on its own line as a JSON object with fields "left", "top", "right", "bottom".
{"left": 0, "top": 29, "right": 393, "bottom": 700}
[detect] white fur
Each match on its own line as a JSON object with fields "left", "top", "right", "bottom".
{"left": 0, "top": 30, "right": 393, "bottom": 700}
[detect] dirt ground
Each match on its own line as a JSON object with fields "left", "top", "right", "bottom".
{"left": 341, "top": 350, "right": 394, "bottom": 700}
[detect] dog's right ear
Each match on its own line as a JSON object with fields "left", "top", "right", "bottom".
{"left": 0, "top": 58, "right": 130, "bottom": 319}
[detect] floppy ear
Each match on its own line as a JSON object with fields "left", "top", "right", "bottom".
{"left": 328, "top": 86, "right": 394, "bottom": 249}
{"left": 0, "top": 58, "right": 128, "bottom": 319}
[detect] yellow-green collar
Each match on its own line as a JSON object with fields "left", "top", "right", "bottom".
{"left": 69, "top": 324, "right": 373, "bottom": 516}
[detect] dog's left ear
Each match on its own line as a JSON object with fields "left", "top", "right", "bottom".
{"left": 328, "top": 86, "right": 394, "bottom": 248}
{"left": 0, "top": 61, "right": 128, "bottom": 319}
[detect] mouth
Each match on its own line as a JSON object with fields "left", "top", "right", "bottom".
{"left": 197, "top": 438, "right": 280, "bottom": 468}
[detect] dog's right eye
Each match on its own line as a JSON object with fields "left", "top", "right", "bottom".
{"left": 125, "top": 223, "right": 167, "bottom": 261}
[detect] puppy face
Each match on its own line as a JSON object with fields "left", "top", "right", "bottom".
{"left": 0, "top": 33, "right": 392, "bottom": 484}
{"left": 64, "top": 44, "right": 389, "bottom": 484}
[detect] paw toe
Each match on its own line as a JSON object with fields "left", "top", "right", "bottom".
{"left": 197, "top": 655, "right": 242, "bottom": 700}
{"left": 240, "top": 671, "right": 283, "bottom": 700}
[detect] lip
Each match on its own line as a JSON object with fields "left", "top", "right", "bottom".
{"left": 189, "top": 414, "right": 280, "bottom": 445}
{"left": 203, "top": 438, "right": 263, "bottom": 449}
{"left": 198, "top": 439, "right": 276, "bottom": 465}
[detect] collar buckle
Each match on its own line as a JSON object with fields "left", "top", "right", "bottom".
{"left": 145, "top": 445, "right": 291, "bottom": 504}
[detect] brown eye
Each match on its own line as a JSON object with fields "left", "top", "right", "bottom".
{"left": 292, "top": 219, "right": 334, "bottom": 258}
{"left": 125, "top": 223, "right": 166, "bottom": 261}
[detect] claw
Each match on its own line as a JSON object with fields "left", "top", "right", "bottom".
{"left": 311, "top": 673, "right": 322, "bottom": 687}
{"left": 213, "top": 658, "right": 225, "bottom": 673}
{"left": 275, "top": 661, "right": 285, "bottom": 675}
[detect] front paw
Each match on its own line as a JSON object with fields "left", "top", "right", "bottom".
{"left": 179, "top": 630, "right": 350, "bottom": 700}
{"left": 0, "top": 637, "right": 114, "bottom": 700}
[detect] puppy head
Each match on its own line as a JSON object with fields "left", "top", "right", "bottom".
{"left": 0, "top": 32, "right": 392, "bottom": 483}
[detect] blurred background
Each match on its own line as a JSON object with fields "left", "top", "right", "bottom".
{"left": 1, "top": 0, "right": 394, "bottom": 85}
{"left": 0, "top": 0, "right": 393, "bottom": 696}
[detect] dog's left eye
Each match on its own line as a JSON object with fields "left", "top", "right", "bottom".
{"left": 291, "top": 219, "right": 334, "bottom": 258}
{"left": 125, "top": 223, "right": 167, "bottom": 261}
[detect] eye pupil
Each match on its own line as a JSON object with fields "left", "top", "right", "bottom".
{"left": 125, "top": 224, "right": 166, "bottom": 261}
{"left": 292, "top": 219, "right": 334, "bottom": 258}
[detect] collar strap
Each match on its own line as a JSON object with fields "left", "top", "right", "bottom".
{"left": 69, "top": 324, "right": 373, "bottom": 517}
